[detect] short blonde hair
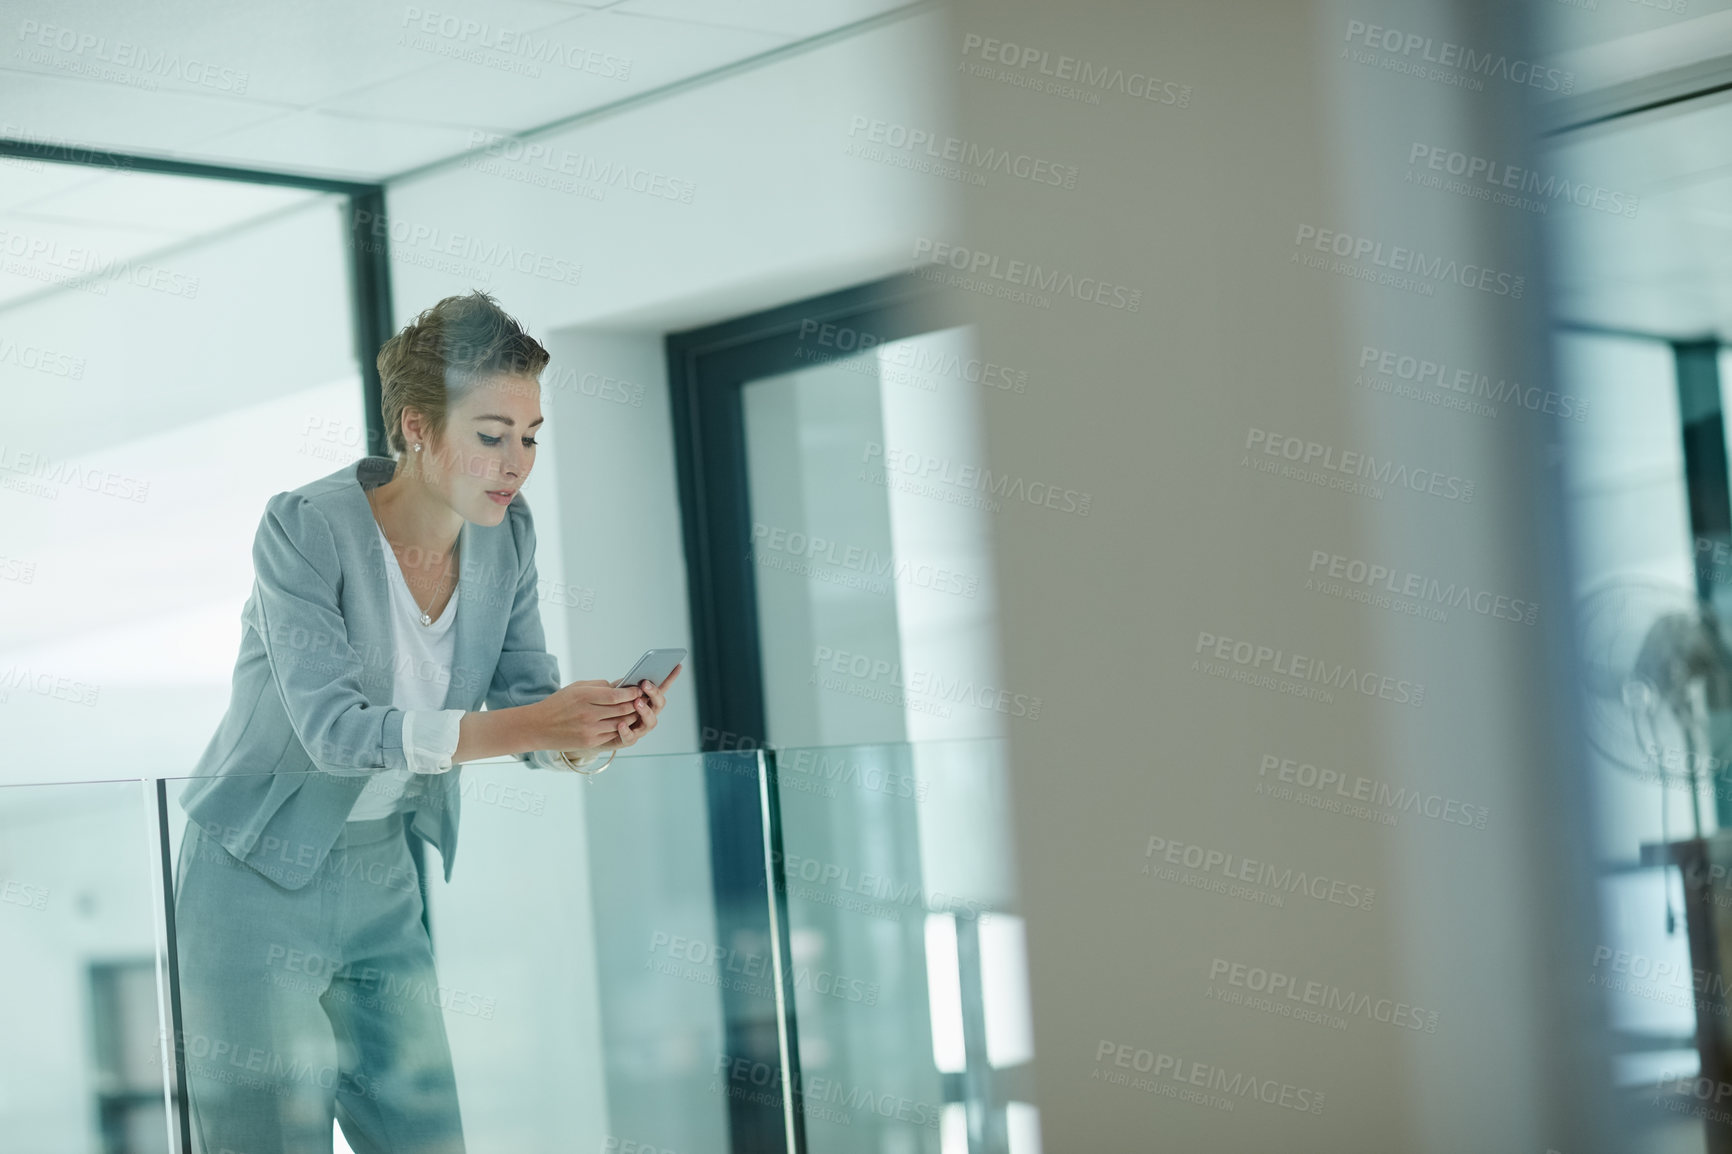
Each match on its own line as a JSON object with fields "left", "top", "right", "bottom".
{"left": 376, "top": 290, "right": 550, "bottom": 455}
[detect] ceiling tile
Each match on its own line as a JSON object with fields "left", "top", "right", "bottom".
{"left": 3, "top": 0, "right": 583, "bottom": 106}
{"left": 0, "top": 68, "right": 281, "bottom": 160}
{"left": 0, "top": 3, "right": 892, "bottom": 181}
{"left": 614, "top": 0, "right": 913, "bottom": 39}
{"left": 314, "top": 10, "right": 788, "bottom": 154}
{"left": 182, "top": 107, "right": 497, "bottom": 181}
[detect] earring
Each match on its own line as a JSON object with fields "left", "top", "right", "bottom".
{"left": 413, "top": 443, "right": 422, "bottom": 452}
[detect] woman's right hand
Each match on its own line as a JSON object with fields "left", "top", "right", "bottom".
{"left": 532, "top": 680, "right": 647, "bottom": 750}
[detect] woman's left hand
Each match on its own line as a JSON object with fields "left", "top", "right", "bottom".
{"left": 613, "top": 663, "right": 681, "bottom": 748}
{"left": 561, "top": 661, "right": 682, "bottom": 758}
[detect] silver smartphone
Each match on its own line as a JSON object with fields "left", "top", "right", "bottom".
{"left": 612, "top": 647, "right": 687, "bottom": 690}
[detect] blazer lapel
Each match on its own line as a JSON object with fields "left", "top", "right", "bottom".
{"left": 342, "top": 455, "right": 510, "bottom": 713}
{"left": 350, "top": 457, "right": 399, "bottom": 705}
{"left": 443, "top": 516, "right": 478, "bottom": 710}
{"left": 443, "top": 512, "right": 512, "bottom": 711}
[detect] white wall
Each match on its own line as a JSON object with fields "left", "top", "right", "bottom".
{"left": 382, "top": 9, "right": 952, "bottom": 337}
{"left": 537, "top": 328, "right": 698, "bottom": 744}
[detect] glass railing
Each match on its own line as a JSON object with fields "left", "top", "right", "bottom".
{"left": 0, "top": 775, "right": 170, "bottom": 1154}
{"left": 0, "top": 738, "right": 1028, "bottom": 1154}
{"left": 766, "top": 738, "right": 1029, "bottom": 1154}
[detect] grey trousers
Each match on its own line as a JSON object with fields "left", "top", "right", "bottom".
{"left": 173, "top": 811, "right": 466, "bottom": 1154}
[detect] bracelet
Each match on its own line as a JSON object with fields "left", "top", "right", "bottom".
{"left": 560, "top": 748, "right": 616, "bottom": 775}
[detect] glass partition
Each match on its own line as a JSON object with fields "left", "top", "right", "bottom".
{"left": 0, "top": 741, "right": 1022, "bottom": 1154}
{"left": 742, "top": 325, "right": 1006, "bottom": 753}
{"left": 0, "top": 169, "right": 361, "bottom": 788}
{"left": 0, "top": 777, "right": 171, "bottom": 1153}
{"left": 152, "top": 752, "right": 756, "bottom": 1154}
{"left": 770, "top": 738, "right": 1028, "bottom": 1154}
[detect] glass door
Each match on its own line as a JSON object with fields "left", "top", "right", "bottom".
{"left": 670, "top": 280, "right": 1037, "bottom": 1154}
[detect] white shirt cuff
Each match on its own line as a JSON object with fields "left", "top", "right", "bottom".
{"left": 404, "top": 708, "right": 465, "bottom": 774}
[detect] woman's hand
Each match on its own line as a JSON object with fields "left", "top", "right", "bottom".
{"left": 532, "top": 679, "right": 647, "bottom": 751}
{"left": 609, "top": 663, "right": 682, "bottom": 749}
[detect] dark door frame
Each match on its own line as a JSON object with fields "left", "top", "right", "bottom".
{"left": 664, "top": 271, "right": 957, "bottom": 1153}
{"left": 665, "top": 271, "right": 953, "bottom": 753}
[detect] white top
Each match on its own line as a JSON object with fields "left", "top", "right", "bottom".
{"left": 346, "top": 521, "right": 605, "bottom": 823}
{"left": 347, "top": 522, "right": 466, "bottom": 821}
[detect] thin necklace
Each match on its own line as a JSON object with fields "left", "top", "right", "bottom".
{"left": 369, "top": 487, "right": 457, "bottom": 627}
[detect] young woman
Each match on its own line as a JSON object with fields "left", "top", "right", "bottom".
{"left": 172, "top": 291, "right": 679, "bottom": 1152}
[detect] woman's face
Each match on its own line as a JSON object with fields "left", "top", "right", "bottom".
{"left": 415, "top": 373, "right": 543, "bottom": 525}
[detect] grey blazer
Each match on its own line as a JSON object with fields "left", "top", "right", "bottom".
{"left": 179, "top": 455, "right": 567, "bottom": 890}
